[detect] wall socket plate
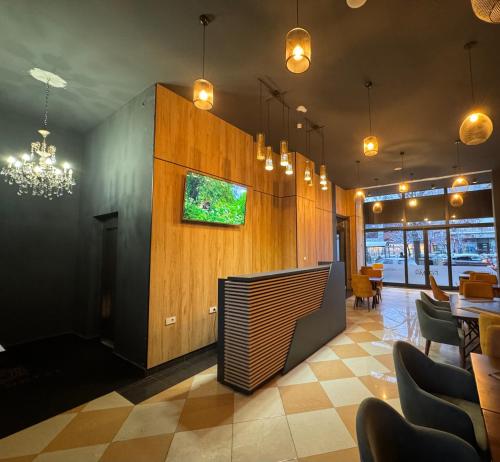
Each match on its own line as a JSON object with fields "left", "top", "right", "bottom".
{"left": 165, "top": 316, "right": 176, "bottom": 325}
{"left": 209, "top": 306, "right": 217, "bottom": 314}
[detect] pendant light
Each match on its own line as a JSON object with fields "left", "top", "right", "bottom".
{"left": 471, "top": 0, "right": 500, "bottom": 23}
{"left": 372, "top": 178, "right": 382, "bottom": 213}
{"left": 193, "top": 15, "right": 214, "bottom": 110}
{"left": 451, "top": 140, "right": 469, "bottom": 188}
{"left": 285, "top": 108, "right": 294, "bottom": 175}
{"left": 285, "top": 0, "right": 311, "bottom": 73}
{"left": 304, "top": 159, "right": 312, "bottom": 182}
{"left": 320, "top": 128, "right": 328, "bottom": 190}
{"left": 264, "top": 99, "right": 274, "bottom": 171}
{"left": 280, "top": 103, "right": 290, "bottom": 166}
{"left": 305, "top": 121, "right": 314, "bottom": 186}
{"left": 459, "top": 41, "right": 493, "bottom": 145}
{"left": 450, "top": 193, "right": 464, "bottom": 208}
{"left": 354, "top": 160, "right": 365, "bottom": 200}
{"left": 347, "top": 0, "right": 368, "bottom": 8}
{"left": 256, "top": 81, "right": 266, "bottom": 160}
{"left": 363, "top": 81, "right": 379, "bottom": 157}
{"left": 398, "top": 151, "right": 409, "bottom": 193}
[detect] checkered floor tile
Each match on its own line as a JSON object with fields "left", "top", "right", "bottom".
{"left": 0, "top": 288, "right": 463, "bottom": 462}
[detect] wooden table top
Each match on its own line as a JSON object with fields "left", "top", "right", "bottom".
{"left": 471, "top": 353, "right": 500, "bottom": 461}
{"left": 449, "top": 294, "right": 500, "bottom": 320}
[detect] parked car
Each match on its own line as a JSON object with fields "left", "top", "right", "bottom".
{"left": 451, "top": 253, "right": 486, "bottom": 266}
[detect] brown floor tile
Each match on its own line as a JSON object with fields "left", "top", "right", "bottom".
{"left": 336, "top": 405, "right": 359, "bottom": 443}
{"left": 43, "top": 407, "right": 132, "bottom": 452}
{"left": 299, "top": 447, "right": 360, "bottom": 462}
{"left": 100, "top": 434, "right": 173, "bottom": 462}
{"left": 359, "top": 374, "right": 399, "bottom": 400}
{"left": 375, "top": 354, "right": 395, "bottom": 371}
{"left": 176, "top": 393, "right": 233, "bottom": 431}
{"left": 345, "top": 332, "right": 379, "bottom": 343}
{"left": 279, "top": 382, "right": 333, "bottom": 414}
{"left": 357, "top": 322, "right": 385, "bottom": 331}
{"left": 142, "top": 378, "right": 193, "bottom": 404}
{"left": 330, "top": 344, "right": 370, "bottom": 359}
{"left": 309, "top": 360, "right": 355, "bottom": 381}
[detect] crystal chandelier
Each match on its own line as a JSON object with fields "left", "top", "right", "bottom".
{"left": 1, "top": 69, "right": 75, "bottom": 199}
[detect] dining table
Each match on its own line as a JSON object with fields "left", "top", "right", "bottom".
{"left": 369, "top": 276, "right": 383, "bottom": 304}
{"left": 471, "top": 353, "right": 500, "bottom": 461}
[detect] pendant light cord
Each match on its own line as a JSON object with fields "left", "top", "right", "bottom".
{"left": 321, "top": 128, "right": 325, "bottom": 164}
{"left": 356, "top": 160, "right": 361, "bottom": 186}
{"left": 296, "top": 0, "right": 299, "bottom": 26}
{"left": 467, "top": 46, "right": 475, "bottom": 105}
{"left": 43, "top": 81, "right": 50, "bottom": 128}
{"left": 259, "top": 81, "right": 263, "bottom": 133}
{"left": 455, "top": 140, "right": 461, "bottom": 172}
{"left": 282, "top": 100, "right": 285, "bottom": 139}
{"left": 367, "top": 85, "right": 372, "bottom": 134}
{"left": 287, "top": 106, "right": 290, "bottom": 146}
{"left": 202, "top": 20, "right": 207, "bottom": 79}
{"left": 267, "top": 99, "right": 271, "bottom": 143}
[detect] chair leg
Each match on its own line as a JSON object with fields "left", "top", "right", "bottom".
{"left": 459, "top": 345, "right": 466, "bottom": 369}
{"left": 371, "top": 296, "right": 375, "bottom": 310}
{"left": 425, "top": 339, "right": 431, "bottom": 356}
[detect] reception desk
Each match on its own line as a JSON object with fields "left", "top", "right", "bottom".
{"left": 217, "top": 262, "right": 346, "bottom": 393}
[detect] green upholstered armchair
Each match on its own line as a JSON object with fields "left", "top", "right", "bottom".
{"left": 420, "top": 291, "right": 451, "bottom": 311}
{"left": 356, "top": 397, "right": 481, "bottom": 462}
{"left": 393, "top": 341, "right": 489, "bottom": 461}
{"left": 415, "top": 299, "right": 465, "bottom": 365}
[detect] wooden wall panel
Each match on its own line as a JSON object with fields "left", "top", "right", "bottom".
{"left": 335, "top": 185, "right": 349, "bottom": 217}
{"left": 155, "top": 84, "right": 254, "bottom": 186}
{"left": 315, "top": 176, "right": 333, "bottom": 212}
{"left": 316, "top": 208, "right": 333, "bottom": 262}
{"left": 296, "top": 196, "right": 317, "bottom": 267}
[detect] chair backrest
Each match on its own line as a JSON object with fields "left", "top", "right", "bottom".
{"left": 420, "top": 291, "right": 439, "bottom": 307}
{"left": 352, "top": 274, "right": 372, "bottom": 297}
{"left": 372, "top": 263, "right": 384, "bottom": 270}
{"left": 463, "top": 281, "right": 494, "bottom": 299}
{"left": 360, "top": 266, "right": 373, "bottom": 275}
{"left": 362, "top": 268, "right": 382, "bottom": 278}
{"left": 470, "top": 272, "right": 498, "bottom": 284}
{"left": 356, "top": 397, "right": 480, "bottom": 462}
{"left": 479, "top": 312, "right": 500, "bottom": 356}
{"left": 429, "top": 275, "right": 449, "bottom": 301}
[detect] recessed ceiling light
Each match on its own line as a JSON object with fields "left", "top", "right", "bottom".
{"left": 394, "top": 167, "right": 402, "bottom": 171}
{"left": 296, "top": 105, "right": 307, "bottom": 113}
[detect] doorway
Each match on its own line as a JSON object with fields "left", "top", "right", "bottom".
{"left": 336, "top": 216, "right": 349, "bottom": 287}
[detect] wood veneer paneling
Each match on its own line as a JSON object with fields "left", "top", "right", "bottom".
{"left": 316, "top": 208, "right": 333, "bottom": 262}
{"left": 297, "top": 196, "right": 317, "bottom": 267}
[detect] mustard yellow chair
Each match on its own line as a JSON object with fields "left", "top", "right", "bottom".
{"left": 352, "top": 274, "right": 377, "bottom": 310}
{"left": 470, "top": 272, "right": 498, "bottom": 285}
{"left": 360, "top": 266, "right": 373, "bottom": 275}
{"left": 463, "top": 281, "right": 494, "bottom": 300}
{"left": 479, "top": 312, "right": 500, "bottom": 357}
{"left": 429, "top": 275, "right": 449, "bottom": 302}
{"left": 372, "top": 263, "right": 384, "bottom": 271}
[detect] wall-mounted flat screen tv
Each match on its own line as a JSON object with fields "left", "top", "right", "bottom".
{"left": 182, "top": 172, "right": 247, "bottom": 225}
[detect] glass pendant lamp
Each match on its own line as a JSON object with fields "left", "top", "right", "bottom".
{"left": 193, "top": 15, "right": 214, "bottom": 110}
{"left": 354, "top": 160, "right": 365, "bottom": 200}
{"left": 304, "top": 160, "right": 312, "bottom": 182}
{"left": 450, "top": 193, "right": 464, "bottom": 208}
{"left": 285, "top": 0, "right": 311, "bottom": 73}
{"left": 285, "top": 160, "right": 294, "bottom": 175}
{"left": 280, "top": 102, "right": 290, "bottom": 166}
{"left": 264, "top": 99, "right": 273, "bottom": 171}
{"left": 398, "top": 152, "right": 409, "bottom": 193}
{"left": 363, "top": 81, "right": 379, "bottom": 157}
{"left": 451, "top": 140, "right": 469, "bottom": 189}
{"left": 471, "top": 0, "right": 500, "bottom": 24}
{"left": 256, "top": 81, "right": 266, "bottom": 160}
{"left": 319, "top": 128, "right": 328, "bottom": 190}
{"left": 372, "top": 202, "right": 383, "bottom": 213}
{"left": 459, "top": 42, "right": 493, "bottom": 145}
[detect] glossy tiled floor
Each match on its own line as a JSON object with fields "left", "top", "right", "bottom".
{"left": 0, "top": 288, "right": 461, "bottom": 462}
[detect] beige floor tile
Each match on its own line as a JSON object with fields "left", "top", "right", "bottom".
{"left": 0, "top": 414, "right": 76, "bottom": 459}
{"left": 374, "top": 354, "right": 395, "bottom": 371}
{"left": 309, "top": 360, "right": 355, "bottom": 381}
{"left": 327, "top": 334, "right": 354, "bottom": 346}
{"left": 344, "top": 325, "right": 367, "bottom": 333}
{"left": 188, "top": 374, "right": 234, "bottom": 398}
{"left": 359, "top": 374, "right": 399, "bottom": 400}
{"left": 342, "top": 356, "right": 390, "bottom": 377}
{"left": 336, "top": 405, "right": 359, "bottom": 443}
{"left": 232, "top": 416, "right": 296, "bottom": 462}
{"left": 330, "top": 344, "right": 370, "bottom": 359}
{"left": 166, "top": 425, "right": 232, "bottom": 462}
{"left": 142, "top": 378, "right": 193, "bottom": 404}
{"left": 306, "top": 346, "right": 339, "bottom": 363}
{"left": 320, "top": 378, "right": 373, "bottom": 407}
{"left": 113, "top": 400, "right": 184, "bottom": 441}
{"left": 345, "top": 332, "right": 379, "bottom": 343}
{"left": 43, "top": 407, "right": 132, "bottom": 452}
{"left": 100, "top": 434, "right": 173, "bottom": 462}
{"left": 287, "top": 408, "right": 356, "bottom": 458}
{"left": 82, "top": 392, "right": 133, "bottom": 412}
{"left": 299, "top": 447, "right": 360, "bottom": 461}
{"left": 177, "top": 394, "right": 233, "bottom": 431}
{"left": 279, "top": 382, "right": 333, "bottom": 414}
{"left": 277, "top": 363, "right": 317, "bottom": 387}
{"left": 357, "top": 322, "right": 385, "bottom": 331}
{"left": 33, "top": 444, "right": 107, "bottom": 462}
{"left": 234, "top": 387, "right": 284, "bottom": 423}
{"left": 358, "top": 341, "right": 393, "bottom": 356}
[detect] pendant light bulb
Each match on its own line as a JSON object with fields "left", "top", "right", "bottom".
{"left": 372, "top": 202, "right": 383, "bottom": 214}
{"left": 285, "top": 160, "right": 294, "bottom": 175}
{"left": 363, "top": 81, "right": 378, "bottom": 157}
{"left": 265, "top": 146, "right": 274, "bottom": 171}
{"left": 450, "top": 193, "right": 464, "bottom": 208}
{"left": 193, "top": 15, "right": 214, "bottom": 111}
{"left": 452, "top": 140, "right": 469, "bottom": 188}
{"left": 319, "top": 164, "right": 327, "bottom": 186}
{"left": 408, "top": 198, "right": 418, "bottom": 208}
{"left": 285, "top": 0, "right": 311, "bottom": 73}
{"left": 399, "top": 182, "right": 409, "bottom": 193}
{"left": 355, "top": 189, "right": 365, "bottom": 200}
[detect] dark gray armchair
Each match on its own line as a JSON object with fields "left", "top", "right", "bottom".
{"left": 420, "top": 291, "right": 451, "bottom": 311}
{"left": 356, "top": 397, "right": 481, "bottom": 462}
{"left": 393, "top": 341, "right": 489, "bottom": 461}
{"left": 415, "top": 299, "right": 465, "bottom": 366}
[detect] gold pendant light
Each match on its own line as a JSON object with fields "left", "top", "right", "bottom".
{"left": 363, "top": 82, "right": 379, "bottom": 157}
{"left": 319, "top": 128, "right": 328, "bottom": 190}
{"left": 256, "top": 81, "right": 265, "bottom": 160}
{"left": 285, "top": 0, "right": 311, "bottom": 73}
{"left": 304, "top": 159, "right": 312, "bottom": 182}
{"left": 372, "top": 178, "right": 382, "bottom": 213}
{"left": 451, "top": 140, "right": 469, "bottom": 189}
{"left": 193, "top": 15, "right": 214, "bottom": 110}
{"left": 459, "top": 42, "right": 493, "bottom": 145}
{"left": 264, "top": 99, "right": 274, "bottom": 171}
{"left": 471, "top": 0, "right": 500, "bottom": 23}
{"left": 354, "top": 160, "right": 365, "bottom": 200}
{"left": 408, "top": 198, "right": 418, "bottom": 208}
{"left": 285, "top": 160, "right": 294, "bottom": 175}
{"left": 280, "top": 103, "right": 290, "bottom": 166}
{"left": 398, "top": 152, "right": 409, "bottom": 193}
{"left": 450, "top": 193, "right": 464, "bottom": 208}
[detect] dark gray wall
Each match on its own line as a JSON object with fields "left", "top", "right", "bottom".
{"left": 0, "top": 107, "right": 83, "bottom": 345}
{"left": 77, "top": 86, "right": 155, "bottom": 368}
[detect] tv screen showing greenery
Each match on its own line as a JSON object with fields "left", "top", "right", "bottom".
{"left": 182, "top": 172, "right": 247, "bottom": 225}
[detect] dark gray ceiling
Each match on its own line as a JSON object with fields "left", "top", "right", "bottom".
{"left": 0, "top": 0, "right": 499, "bottom": 188}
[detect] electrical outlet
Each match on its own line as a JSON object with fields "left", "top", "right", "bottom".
{"left": 209, "top": 306, "right": 217, "bottom": 314}
{"left": 165, "top": 316, "right": 176, "bottom": 326}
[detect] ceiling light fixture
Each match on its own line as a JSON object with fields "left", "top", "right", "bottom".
{"left": 256, "top": 81, "right": 265, "bottom": 160}
{"left": 451, "top": 140, "right": 469, "bottom": 188}
{"left": 408, "top": 198, "right": 418, "bottom": 208}
{"left": 296, "top": 105, "right": 307, "bottom": 113}
{"left": 320, "top": 128, "right": 328, "bottom": 191}
{"left": 193, "top": 14, "right": 214, "bottom": 110}
{"left": 450, "top": 193, "right": 464, "bottom": 208}
{"left": 347, "top": 0, "right": 368, "bottom": 8}
{"left": 280, "top": 102, "right": 290, "bottom": 167}
{"left": 304, "top": 159, "right": 312, "bottom": 182}
{"left": 285, "top": 0, "right": 311, "bottom": 73}
{"left": 459, "top": 41, "right": 493, "bottom": 145}
{"left": 471, "top": 0, "right": 500, "bottom": 23}
{"left": 372, "top": 178, "right": 382, "bottom": 213}
{"left": 398, "top": 151, "right": 409, "bottom": 193}
{"left": 1, "top": 69, "right": 75, "bottom": 199}
{"left": 305, "top": 120, "right": 314, "bottom": 187}
{"left": 265, "top": 99, "right": 274, "bottom": 171}
{"left": 354, "top": 160, "right": 365, "bottom": 200}
{"left": 363, "top": 81, "right": 378, "bottom": 157}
